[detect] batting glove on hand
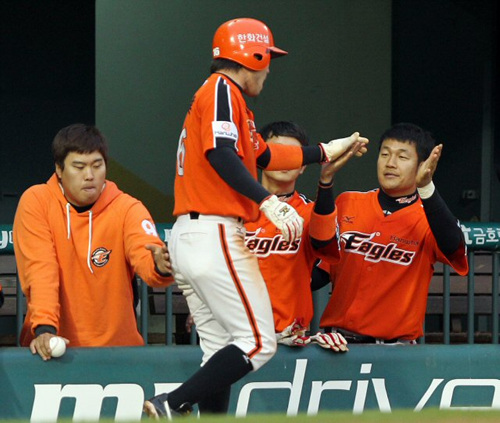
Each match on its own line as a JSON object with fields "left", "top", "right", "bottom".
{"left": 278, "top": 335, "right": 311, "bottom": 347}
{"left": 310, "top": 332, "right": 349, "bottom": 352}
{"left": 260, "top": 195, "right": 304, "bottom": 243}
{"left": 319, "top": 132, "right": 369, "bottom": 162}
{"left": 280, "top": 318, "right": 307, "bottom": 338}
{"left": 276, "top": 318, "right": 310, "bottom": 347}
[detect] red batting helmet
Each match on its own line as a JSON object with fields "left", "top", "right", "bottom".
{"left": 212, "top": 18, "right": 288, "bottom": 71}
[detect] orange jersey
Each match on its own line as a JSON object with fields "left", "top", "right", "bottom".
{"left": 14, "top": 174, "right": 173, "bottom": 347}
{"left": 245, "top": 192, "right": 336, "bottom": 332}
{"left": 174, "top": 73, "right": 268, "bottom": 222}
{"left": 320, "top": 189, "right": 468, "bottom": 340}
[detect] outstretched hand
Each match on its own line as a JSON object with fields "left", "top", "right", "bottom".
{"left": 416, "top": 144, "right": 443, "bottom": 188}
{"left": 319, "top": 132, "right": 369, "bottom": 163}
{"left": 145, "top": 243, "right": 173, "bottom": 276}
{"left": 320, "top": 140, "right": 369, "bottom": 184}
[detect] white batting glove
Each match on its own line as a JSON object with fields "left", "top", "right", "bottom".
{"left": 276, "top": 318, "right": 310, "bottom": 347}
{"left": 260, "top": 195, "right": 304, "bottom": 243}
{"left": 319, "top": 132, "right": 368, "bottom": 162}
{"left": 310, "top": 332, "right": 349, "bottom": 352}
{"left": 277, "top": 335, "right": 311, "bottom": 347}
{"left": 279, "top": 318, "right": 307, "bottom": 338}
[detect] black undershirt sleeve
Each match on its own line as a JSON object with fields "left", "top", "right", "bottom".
{"left": 310, "top": 262, "right": 331, "bottom": 291}
{"left": 35, "top": 325, "right": 57, "bottom": 337}
{"left": 302, "top": 145, "right": 323, "bottom": 165}
{"left": 256, "top": 147, "right": 270, "bottom": 168}
{"left": 314, "top": 183, "right": 335, "bottom": 215}
{"left": 256, "top": 145, "right": 323, "bottom": 169}
{"left": 421, "top": 189, "right": 464, "bottom": 255}
{"left": 207, "top": 145, "right": 270, "bottom": 204}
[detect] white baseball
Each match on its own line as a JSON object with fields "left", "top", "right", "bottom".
{"left": 49, "top": 336, "right": 66, "bottom": 358}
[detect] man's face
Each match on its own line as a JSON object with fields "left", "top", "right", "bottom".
{"left": 242, "top": 66, "right": 270, "bottom": 97}
{"left": 377, "top": 139, "right": 419, "bottom": 197}
{"left": 262, "top": 135, "right": 305, "bottom": 185}
{"left": 56, "top": 151, "right": 106, "bottom": 206}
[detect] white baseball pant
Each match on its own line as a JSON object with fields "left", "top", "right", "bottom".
{"left": 169, "top": 214, "right": 277, "bottom": 371}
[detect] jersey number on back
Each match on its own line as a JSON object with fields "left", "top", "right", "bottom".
{"left": 177, "top": 128, "right": 187, "bottom": 176}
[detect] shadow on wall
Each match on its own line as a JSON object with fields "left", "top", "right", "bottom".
{"left": 107, "top": 159, "right": 174, "bottom": 222}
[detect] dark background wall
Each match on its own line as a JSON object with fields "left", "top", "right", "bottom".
{"left": 0, "top": 1, "right": 498, "bottom": 223}
{"left": 0, "top": 0, "right": 95, "bottom": 222}
{"left": 392, "top": 0, "right": 499, "bottom": 221}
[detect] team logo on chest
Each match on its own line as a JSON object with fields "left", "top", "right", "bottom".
{"left": 91, "top": 247, "right": 112, "bottom": 267}
{"left": 245, "top": 229, "right": 300, "bottom": 258}
{"left": 340, "top": 231, "right": 416, "bottom": 265}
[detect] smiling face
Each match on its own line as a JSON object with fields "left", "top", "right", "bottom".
{"left": 377, "top": 138, "right": 419, "bottom": 197}
{"left": 56, "top": 151, "right": 106, "bottom": 206}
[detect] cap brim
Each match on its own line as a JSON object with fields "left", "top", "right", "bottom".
{"left": 269, "top": 46, "right": 288, "bottom": 58}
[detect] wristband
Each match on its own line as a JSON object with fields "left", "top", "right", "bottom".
{"left": 154, "top": 263, "right": 172, "bottom": 277}
{"left": 417, "top": 181, "right": 435, "bottom": 199}
{"left": 318, "top": 180, "right": 334, "bottom": 189}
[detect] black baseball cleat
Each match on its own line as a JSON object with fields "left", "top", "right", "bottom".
{"left": 143, "top": 393, "right": 192, "bottom": 420}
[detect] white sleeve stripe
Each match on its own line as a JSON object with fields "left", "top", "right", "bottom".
{"left": 212, "top": 77, "right": 238, "bottom": 150}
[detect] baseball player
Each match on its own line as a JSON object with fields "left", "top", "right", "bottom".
{"left": 143, "top": 18, "right": 368, "bottom": 418}
{"left": 245, "top": 121, "right": 359, "bottom": 352}
{"left": 320, "top": 123, "right": 469, "bottom": 343}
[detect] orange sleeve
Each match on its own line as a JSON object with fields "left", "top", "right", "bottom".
{"left": 309, "top": 211, "right": 336, "bottom": 241}
{"left": 265, "top": 143, "right": 303, "bottom": 170}
{"left": 13, "top": 188, "right": 61, "bottom": 334}
{"left": 123, "top": 201, "right": 174, "bottom": 288}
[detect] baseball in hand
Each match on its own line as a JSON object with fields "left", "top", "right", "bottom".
{"left": 49, "top": 336, "right": 66, "bottom": 358}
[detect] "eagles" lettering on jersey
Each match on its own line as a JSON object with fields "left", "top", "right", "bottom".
{"left": 340, "top": 231, "right": 415, "bottom": 265}
{"left": 245, "top": 232, "right": 301, "bottom": 258}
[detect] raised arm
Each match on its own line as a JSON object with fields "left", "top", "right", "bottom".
{"left": 416, "top": 144, "right": 464, "bottom": 255}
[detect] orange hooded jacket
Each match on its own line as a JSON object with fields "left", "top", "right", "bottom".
{"left": 14, "top": 174, "right": 173, "bottom": 347}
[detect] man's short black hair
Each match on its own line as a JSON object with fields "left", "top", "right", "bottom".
{"left": 379, "top": 122, "right": 435, "bottom": 163}
{"left": 52, "top": 124, "right": 108, "bottom": 170}
{"left": 258, "top": 121, "right": 309, "bottom": 147}
{"left": 210, "top": 58, "right": 243, "bottom": 74}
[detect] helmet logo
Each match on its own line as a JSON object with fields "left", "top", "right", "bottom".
{"left": 237, "top": 33, "right": 270, "bottom": 45}
{"left": 213, "top": 47, "right": 220, "bottom": 57}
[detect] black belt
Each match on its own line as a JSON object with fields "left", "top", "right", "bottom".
{"left": 333, "top": 329, "right": 401, "bottom": 344}
{"left": 188, "top": 212, "right": 242, "bottom": 223}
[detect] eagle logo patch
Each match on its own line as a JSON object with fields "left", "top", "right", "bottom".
{"left": 91, "top": 247, "right": 112, "bottom": 267}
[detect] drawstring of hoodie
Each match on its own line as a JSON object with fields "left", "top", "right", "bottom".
{"left": 64, "top": 202, "right": 94, "bottom": 274}
{"left": 87, "top": 210, "right": 94, "bottom": 274}
{"left": 65, "top": 203, "right": 71, "bottom": 239}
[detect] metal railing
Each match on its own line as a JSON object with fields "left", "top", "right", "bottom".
{"left": 1, "top": 222, "right": 499, "bottom": 346}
